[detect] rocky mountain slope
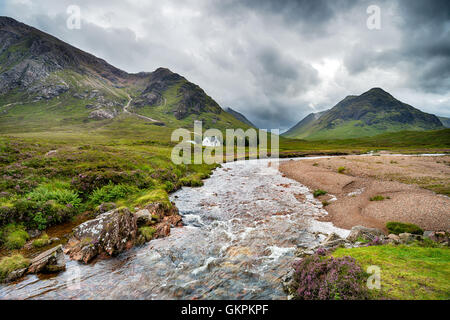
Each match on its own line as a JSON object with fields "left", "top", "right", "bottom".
{"left": 0, "top": 16, "right": 250, "bottom": 133}
{"left": 283, "top": 88, "right": 444, "bottom": 140}
{"left": 438, "top": 116, "right": 450, "bottom": 128}
{"left": 283, "top": 110, "right": 328, "bottom": 137}
{"left": 225, "top": 107, "right": 256, "bottom": 127}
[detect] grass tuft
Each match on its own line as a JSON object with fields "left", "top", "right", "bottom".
{"left": 386, "top": 221, "right": 424, "bottom": 235}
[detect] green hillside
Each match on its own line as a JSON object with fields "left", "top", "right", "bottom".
{"left": 283, "top": 88, "right": 444, "bottom": 140}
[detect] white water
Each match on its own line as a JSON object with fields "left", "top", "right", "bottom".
{"left": 0, "top": 157, "right": 351, "bottom": 299}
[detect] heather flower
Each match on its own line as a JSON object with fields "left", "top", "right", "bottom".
{"left": 291, "top": 254, "right": 369, "bottom": 300}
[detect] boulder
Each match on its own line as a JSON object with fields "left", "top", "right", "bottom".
{"left": 64, "top": 208, "right": 137, "bottom": 263}
{"left": 346, "top": 225, "right": 384, "bottom": 242}
{"left": 135, "top": 209, "right": 152, "bottom": 226}
{"left": 387, "top": 234, "right": 400, "bottom": 243}
{"left": 423, "top": 231, "right": 449, "bottom": 243}
{"left": 295, "top": 249, "right": 315, "bottom": 258}
{"left": 322, "top": 232, "right": 341, "bottom": 244}
{"left": 154, "top": 215, "right": 183, "bottom": 238}
{"left": 144, "top": 202, "right": 179, "bottom": 220}
{"left": 3, "top": 268, "right": 28, "bottom": 283}
{"left": 28, "top": 245, "right": 65, "bottom": 274}
{"left": 399, "top": 233, "right": 414, "bottom": 243}
{"left": 27, "top": 229, "right": 42, "bottom": 238}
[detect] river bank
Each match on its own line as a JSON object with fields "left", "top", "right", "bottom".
{"left": 279, "top": 154, "right": 450, "bottom": 232}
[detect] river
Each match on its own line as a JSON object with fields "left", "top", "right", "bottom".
{"left": 0, "top": 157, "right": 350, "bottom": 299}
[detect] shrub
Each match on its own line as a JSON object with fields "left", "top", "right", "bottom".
{"left": 179, "top": 174, "right": 204, "bottom": 187}
{"left": 369, "top": 195, "right": 385, "bottom": 201}
{"left": 312, "top": 163, "right": 319, "bottom": 167}
{"left": 32, "top": 212, "right": 48, "bottom": 231}
{"left": 322, "top": 201, "right": 330, "bottom": 207}
{"left": 32, "top": 233, "right": 50, "bottom": 248}
{"left": 26, "top": 185, "right": 81, "bottom": 208}
{"left": 0, "top": 254, "right": 30, "bottom": 281}
{"left": 139, "top": 226, "right": 156, "bottom": 242}
{"left": 291, "top": 254, "right": 369, "bottom": 300}
{"left": 1, "top": 224, "right": 29, "bottom": 249}
{"left": 338, "top": 166, "right": 346, "bottom": 174}
{"left": 313, "top": 189, "right": 327, "bottom": 197}
{"left": 386, "top": 221, "right": 424, "bottom": 235}
{"left": 89, "top": 183, "right": 138, "bottom": 205}
{"left": 71, "top": 170, "right": 151, "bottom": 198}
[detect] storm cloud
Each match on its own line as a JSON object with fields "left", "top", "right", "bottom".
{"left": 1, "top": 0, "right": 449, "bottom": 130}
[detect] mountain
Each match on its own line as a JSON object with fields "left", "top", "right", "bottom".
{"left": 225, "top": 107, "right": 256, "bottom": 127}
{"left": 283, "top": 110, "right": 328, "bottom": 138}
{"left": 438, "top": 116, "right": 450, "bottom": 128}
{"left": 283, "top": 88, "right": 444, "bottom": 140}
{"left": 0, "top": 16, "right": 250, "bottom": 133}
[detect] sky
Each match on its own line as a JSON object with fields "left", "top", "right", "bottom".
{"left": 2, "top": 0, "right": 449, "bottom": 131}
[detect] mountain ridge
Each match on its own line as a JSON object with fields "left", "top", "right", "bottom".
{"left": 0, "top": 16, "right": 251, "bottom": 132}
{"left": 225, "top": 107, "right": 256, "bottom": 128}
{"left": 283, "top": 87, "right": 444, "bottom": 140}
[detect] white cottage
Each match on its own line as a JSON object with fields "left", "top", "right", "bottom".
{"left": 202, "top": 136, "right": 221, "bottom": 147}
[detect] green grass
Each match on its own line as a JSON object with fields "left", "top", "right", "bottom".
{"left": 138, "top": 226, "right": 156, "bottom": 242}
{"left": 89, "top": 183, "right": 139, "bottom": 205}
{"left": 370, "top": 195, "right": 385, "bottom": 201}
{"left": 32, "top": 233, "right": 50, "bottom": 248}
{"left": 333, "top": 245, "right": 450, "bottom": 299}
{"left": 337, "top": 166, "right": 346, "bottom": 173}
{"left": 0, "top": 224, "right": 29, "bottom": 250}
{"left": 386, "top": 222, "right": 424, "bottom": 235}
{"left": 0, "top": 254, "right": 30, "bottom": 281}
{"left": 313, "top": 189, "right": 327, "bottom": 197}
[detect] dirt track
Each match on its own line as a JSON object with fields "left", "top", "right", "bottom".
{"left": 279, "top": 155, "right": 450, "bottom": 232}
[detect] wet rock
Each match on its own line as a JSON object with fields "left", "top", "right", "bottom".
{"left": 154, "top": 215, "right": 181, "bottom": 238}
{"left": 64, "top": 208, "right": 137, "bottom": 263}
{"left": 295, "top": 249, "right": 315, "bottom": 258}
{"left": 135, "top": 209, "right": 152, "bottom": 226}
{"left": 346, "top": 225, "right": 384, "bottom": 242}
{"left": 322, "top": 232, "right": 341, "bottom": 244}
{"left": 144, "top": 202, "right": 179, "bottom": 220}
{"left": 281, "top": 269, "right": 296, "bottom": 298}
{"left": 320, "top": 239, "right": 349, "bottom": 249}
{"left": 28, "top": 245, "right": 65, "bottom": 274}
{"left": 27, "top": 229, "right": 42, "bottom": 238}
{"left": 3, "top": 267, "right": 28, "bottom": 283}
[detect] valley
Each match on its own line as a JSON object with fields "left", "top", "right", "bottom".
{"left": 0, "top": 15, "right": 449, "bottom": 301}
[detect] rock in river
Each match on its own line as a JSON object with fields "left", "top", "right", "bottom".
{"left": 64, "top": 208, "right": 137, "bottom": 263}
{"left": 28, "top": 245, "right": 66, "bottom": 274}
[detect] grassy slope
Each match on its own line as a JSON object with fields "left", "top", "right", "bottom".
{"left": 132, "top": 79, "right": 253, "bottom": 131}
{"left": 279, "top": 128, "right": 450, "bottom": 155}
{"left": 333, "top": 245, "right": 450, "bottom": 300}
{"left": 291, "top": 119, "right": 441, "bottom": 140}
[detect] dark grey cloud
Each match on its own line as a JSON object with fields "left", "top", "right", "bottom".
{"left": 1, "top": 0, "right": 449, "bottom": 130}
{"left": 343, "top": 0, "right": 450, "bottom": 94}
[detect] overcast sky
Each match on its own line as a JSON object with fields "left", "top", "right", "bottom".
{"left": 2, "top": 0, "right": 449, "bottom": 130}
